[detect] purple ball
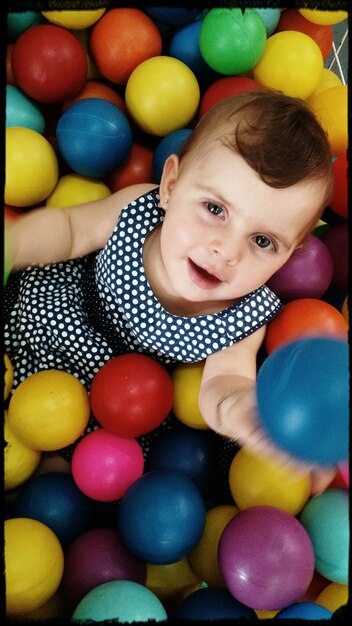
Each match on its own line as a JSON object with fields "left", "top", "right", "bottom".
{"left": 60, "top": 527, "right": 146, "bottom": 610}
{"left": 267, "top": 235, "right": 333, "bottom": 302}
{"left": 218, "top": 506, "right": 315, "bottom": 611}
{"left": 320, "top": 222, "right": 348, "bottom": 292}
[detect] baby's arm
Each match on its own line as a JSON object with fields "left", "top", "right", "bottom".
{"left": 6, "top": 183, "right": 155, "bottom": 271}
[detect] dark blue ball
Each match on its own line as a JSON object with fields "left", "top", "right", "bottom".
{"left": 56, "top": 97, "right": 132, "bottom": 178}
{"left": 168, "top": 20, "right": 212, "bottom": 82}
{"left": 118, "top": 470, "right": 205, "bottom": 564}
{"left": 275, "top": 601, "right": 332, "bottom": 620}
{"left": 12, "top": 472, "right": 95, "bottom": 547}
{"left": 152, "top": 128, "right": 192, "bottom": 182}
{"left": 173, "top": 587, "right": 257, "bottom": 620}
{"left": 145, "top": 7, "right": 203, "bottom": 26}
{"left": 256, "top": 337, "right": 349, "bottom": 465}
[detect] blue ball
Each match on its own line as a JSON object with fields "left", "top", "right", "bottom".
{"left": 173, "top": 587, "right": 257, "bottom": 620}
{"left": 12, "top": 471, "right": 95, "bottom": 547}
{"left": 256, "top": 337, "right": 348, "bottom": 465}
{"left": 253, "top": 8, "right": 281, "bottom": 36}
{"left": 300, "top": 488, "right": 349, "bottom": 584}
{"left": 152, "top": 128, "right": 192, "bottom": 182}
{"left": 275, "top": 601, "right": 332, "bottom": 620}
{"left": 145, "top": 423, "right": 220, "bottom": 500}
{"left": 56, "top": 98, "right": 133, "bottom": 178}
{"left": 145, "top": 7, "right": 203, "bottom": 26}
{"left": 168, "top": 20, "right": 213, "bottom": 82}
{"left": 118, "top": 470, "right": 205, "bottom": 564}
{"left": 6, "top": 85, "right": 45, "bottom": 134}
{"left": 7, "top": 10, "right": 46, "bottom": 42}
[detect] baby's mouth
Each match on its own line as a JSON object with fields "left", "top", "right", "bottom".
{"left": 188, "top": 259, "right": 222, "bottom": 288}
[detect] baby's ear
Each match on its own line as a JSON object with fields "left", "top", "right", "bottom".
{"left": 159, "top": 154, "right": 179, "bottom": 208}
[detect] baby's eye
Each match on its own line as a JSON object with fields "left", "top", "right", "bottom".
{"left": 254, "top": 235, "right": 275, "bottom": 250}
{"left": 206, "top": 202, "right": 224, "bottom": 217}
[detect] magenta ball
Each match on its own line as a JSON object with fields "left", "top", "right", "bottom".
{"left": 267, "top": 235, "right": 333, "bottom": 302}
{"left": 71, "top": 429, "right": 144, "bottom": 502}
{"left": 218, "top": 506, "right": 315, "bottom": 610}
{"left": 320, "top": 223, "right": 348, "bottom": 292}
{"left": 60, "top": 527, "right": 147, "bottom": 610}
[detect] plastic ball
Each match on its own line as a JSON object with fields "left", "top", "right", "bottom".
{"left": 152, "top": 128, "right": 193, "bottom": 183}
{"left": 265, "top": 298, "right": 348, "bottom": 354}
{"left": 321, "top": 222, "right": 348, "bottom": 292}
{"left": 173, "top": 586, "right": 257, "bottom": 620}
{"left": 256, "top": 337, "right": 349, "bottom": 465}
{"left": 90, "top": 8, "right": 162, "bottom": 85}
{"left": 62, "top": 79, "right": 127, "bottom": 113}
{"left": 60, "top": 527, "right": 146, "bottom": 610}
{"left": 5, "top": 517, "right": 64, "bottom": 617}
{"left": 4, "top": 353, "right": 14, "bottom": 400}
{"left": 306, "top": 67, "right": 343, "bottom": 102}
{"left": 253, "top": 7, "right": 281, "bottom": 36}
{"left": 6, "top": 85, "right": 45, "bottom": 133}
{"left": 171, "top": 361, "right": 209, "bottom": 429}
{"left": 275, "top": 8, "right": 333, "bottom": 60}
{"left": 338, "top": 460, "right": 349, "bottom": 487}
{"left": 118, "top": 470, "right": 206, "bottom": 564}
{"left": 146, "top": 559, "right": 201, "bottom": 610}
{"left": 316, "top": 582, "right": 349, "bottom": 613}
{"left": 56, "top": 97, "right": 133, "bottom": 178}
{"left": 199, "top": 8, "right": 267, "bottom": 75}
{"left": 267, "top": 235, "right": 333, "bottom": 302}
{"left": 41, "top": 8, "right": 106, "bottom": 30}
{"left": 167, "top": 18, "right": 213, "bottom": 82}
{"left": 71, "top": 428, "right": 144, "bottom": 502}
{"left": 11, "top": 24, "right": 87, "bottom": 103}
{"left": 189, "top": 504, "right": 239, "bottom": 587}
{"left": 7, "top": 369, "right": 90, "bottom": 451}
{"left": 253, "top": 31, "right": 323, "bottom": 99}
{"left": 90, "top": 354, "right": 173, "bottom": 438}
{"left": 12, "top": 472, "right": 95, "bottom": 548}
{"left": 218, "top": 505, "right": 315, "bottom": 610}
{"left": 72, "top": 580, "right": 167, "bottom": 623}
{"left": 300, "top": 488, "right": 349, "bottom": 584}
{"left": 146, "top": 422, "right": 220, "bottom": 500}
{"left": 145, "top": 6, "right": 203, "bottom": 26}
{"left": 4, "top": 412, "right": 42, "bottom": 491}
{"left": 309, "top": 86, "right": 348, "bottom": 156}
{"left": 125, "top": 56, "right": 200, "bottom": 136}
{"left": 5, "top": 126, "right": 59, "bottom": 207}
{"left": 275, "top": 601, "right": 332, "bottom": 620}
{"left": 341, "top": 296, "right": 348, "bottom": 325}
{"left": 46, "top": 173, "right": 111, "bottom": 208}
{"left": 7, "top": 10, "right": 46, "bottom": 41}
{"left": 329, "top": 152, "right": 348, "bottom": 218}
{"left": 299, "top": 9, "right": 348, "bottom": 26}
{"left": 107, "top": 142, "right": 154, "bottom": 191}
{"left": 199, "top": 76, "right": 262, "bottom": 117}
{"left": 229, "top": 447, "right": 311, "bottom": 516}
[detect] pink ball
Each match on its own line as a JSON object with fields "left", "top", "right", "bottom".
{"left": 71, "top": 429, "right": 144, "bottom": 502}
{"left": 60, "top": 527, "right": 146, "bottom": 610}
{"left": 267, "top": 235, "right": 333, "bottom": 302}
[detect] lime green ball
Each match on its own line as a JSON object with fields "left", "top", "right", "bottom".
{"left": 199, "top": 8, "right": 267, "bottom": 75}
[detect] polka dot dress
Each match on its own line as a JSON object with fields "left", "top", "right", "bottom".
{"left": 4, "top": 188, "right": 283, "bottom": 464}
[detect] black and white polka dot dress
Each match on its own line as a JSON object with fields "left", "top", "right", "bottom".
{"left": 4, "top": 188, "right": 283, "bottom": 462}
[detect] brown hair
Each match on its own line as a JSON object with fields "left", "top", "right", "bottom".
{"left": 178, "top": 90, "right": 334, "bottom": 217}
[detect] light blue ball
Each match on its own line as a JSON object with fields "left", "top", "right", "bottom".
{"left": 152, "top": 128, "right": 192, "bottom": 182}
{"left": 253, "top": 8, "right": 281, "bottom": 36}
{"left": 72, "top": 580, "right": 167, "bottom": 623}
{"left": 300, "top": 488, "right": 349, "bottom": 584}
{"left": 6, "top": 85, "right": 45, "bottom": 134}
{"left": 275, "top": 601, "right": 332, "bottom": 620}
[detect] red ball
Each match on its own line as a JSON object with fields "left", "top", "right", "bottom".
{"left": 90, "top": 354, "right": 174, "bottom": 438}
{"left": 11, "top": 24, "right": 87, "bottom": 103}
{"left": 90, "top": 8, "right": 162, "bottom": 85}
{"left": 62, "top": 80, "right": 127, "bottom": 114}
{"left": 106, "top": 142, "right": 154, "bottom": 191}
{"left": 199, "top": 76, "right": 262, "bottom": 117}
{"left": 275, "top": 8, "right": 333, "bottom": 60}
{"left": 330, "top": 153, "right": 348, "bottom": 219}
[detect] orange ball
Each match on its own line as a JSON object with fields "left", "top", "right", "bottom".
{"left": 90, "top": 8, "right": 162, "bottom": 84}
{"left": 309, "top": 85, "right": 348, "bottom": 156}
{"left": 106, "top": 142, "right": 154, "bottom": 191}
{"left": 62, "top": 80, "right": 127, "bottom": 114}
{"left": 265, "top": 298, "right": 348, "bottom": 354}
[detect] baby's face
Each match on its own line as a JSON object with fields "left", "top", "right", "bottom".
{"left": 157, "top": 146, "right": 326, "bottom": 312}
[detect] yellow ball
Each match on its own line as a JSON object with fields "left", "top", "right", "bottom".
{"left": 7, "top": 370, "right": 90, "bottom": 451}
{"left": 171, "top": 362, "right": 209, "bottom": 429}
{"left": 4, "top": 411, "right": 42, "bottom": 491}
{"left": 4, "top": 353, "right": 14, "bottom": 400}
{"left": 306, "top": 68, "right": 343, "bottom": 103}
{"left": 5, "top": 518, "right": 64, "bottom": 617}
{"left": 41, "top": 8, "right": 106, "bottom": 29}
{"left": 189, "top": 504, "right": 239, "bottom": 587}
{"left": 341, "top": 297, "right": 348, "bottom": 326}
{"left": 5, "top": 127, "right": 59, "bottom": 207}
{"left": 146, "top": 558, "right": 202, "bottom": 609}
{"left": 125, "top": 56, "right": 200, "bottom": 136}
{"left": 46, "top": 173, "right": 111, "bottom": 208}
{"left": 309, "top": 85, "right": 348, "bottom": 156}
{"left": 228, "top": 447, "right": 311, "bottom": 516}
{"left": 299, "top": 9, "right": 348, "bottom": 25}
{"left": 253, "top": 31, "right": 323, "bottom": 99}
{"left": 315, "top": 582, "right": 348, "bottom": 612}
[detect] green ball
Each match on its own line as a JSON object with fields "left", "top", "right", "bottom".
{"left": 199, "top": 8, "right": 267, "bottom": 75}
